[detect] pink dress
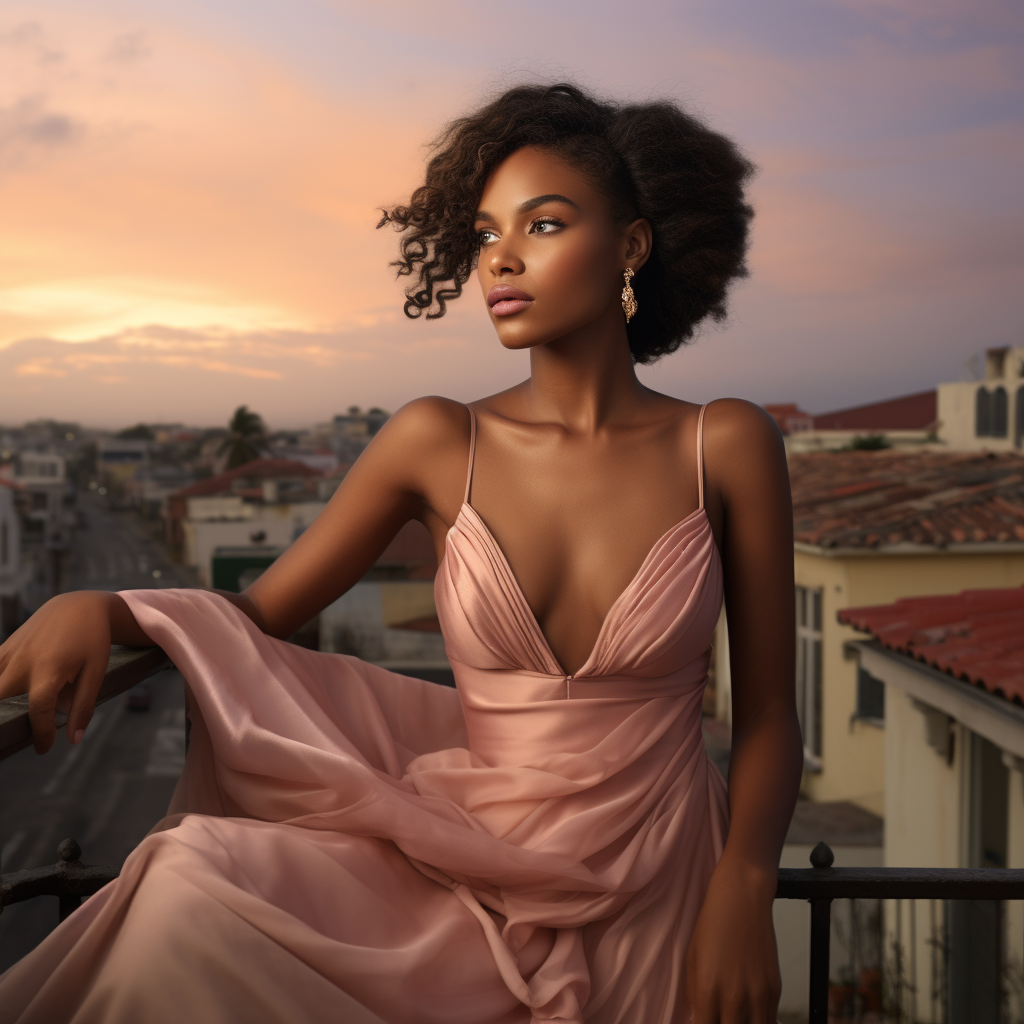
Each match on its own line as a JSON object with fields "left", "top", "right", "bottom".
{"left": 0, "top": 406, "right": 727, "bottom": 1024}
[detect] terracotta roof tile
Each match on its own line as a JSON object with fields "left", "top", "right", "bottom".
{"left": 839, "top": 587, "right": 1024, "bottom": 704}
{"left": 811, "top": 389, "right": 937, "bottom": 431}
{"left": 790, "top": 450, "right": 1024, "bottom": 549}
{"left": 172, "top": 458, "right": 322, "bottom": 500}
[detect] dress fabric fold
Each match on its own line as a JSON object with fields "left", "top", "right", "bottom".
{"left": 0, "top": 504, "right": 728, "bottom": 1024}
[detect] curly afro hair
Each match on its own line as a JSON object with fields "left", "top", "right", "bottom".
{"left": 378, "top": 83, "right": 755, "bottom": 364}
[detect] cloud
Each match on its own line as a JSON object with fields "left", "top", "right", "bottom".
{"left": 0, "top": 94, "right": 82, "bottom": 159}
{"left": 104, "top": 31, "right": 148, "bottom": 64}
{"left": 14, "top": 357, "right": 67, "bottom": 378}
{"left": 0, "top": 310, "right": 512, "bottom": 429}
{"left": 0, "top": 278, "right": 309, "bottom": 345}
{"left": 829, "top": 0, "right": 1022, "bottom": 42}
{"left": 0, "top": 0, "right": 1019, "bottom": 428}
{"left": 0, "top": 21, "right": 64, "bottom": 65}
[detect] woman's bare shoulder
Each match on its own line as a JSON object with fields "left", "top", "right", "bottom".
{"left": 378, "top": 396, "right": 471, "bottom": 450}
{"left": 350, "top": 397, "right": 472, "bottom": 507}
{"left": 702, "top": 397, "right": 783, "bottom": 449}
{"left": 700, "top": 398, "right": 789, "bottom": 503}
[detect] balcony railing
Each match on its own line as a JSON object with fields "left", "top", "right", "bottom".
{"left": 776, "top": 842, "right": 1024, "bottom": 1021}
{"left": 4, "top": 650, "right": 1024, "bottom": 1021}
{"left": 1, "top": 646, "right": 169, "bottom": 920}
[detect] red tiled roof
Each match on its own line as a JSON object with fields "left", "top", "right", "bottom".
{"left": 790, "top": 449, "right": 1024, "bottom": 549}
{"left": 172, "top": 459, "right": 322, "bottom": 499}
{"left": 812, "top": 390, "right": 937, "bottom": 431}
{"left": 839, "top": 586, "right": 1024, "bottom": 704}
{"left": 764, "top": 404, "right": 814, "bottom": 436}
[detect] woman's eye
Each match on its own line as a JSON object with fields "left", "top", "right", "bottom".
{"left": 477, "top": 229, "right": 498, "bottom": 246}
{"left": 530, "top": 218, "right": 563, "bottom": 234}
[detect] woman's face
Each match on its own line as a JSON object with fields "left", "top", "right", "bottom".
{"left": 474, "top": 146, "right": 648, "bottom": 352}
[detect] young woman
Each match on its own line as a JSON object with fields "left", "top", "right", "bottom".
{"left": 0, "top": 83, "right": 802, "bottom": 1024}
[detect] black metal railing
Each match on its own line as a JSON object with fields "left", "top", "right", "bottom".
{"left": 776, "top": 840, "right": 1024, "bottom": 1022}
{"left": 1, "top": 646, "right": 170, "bottom": 920}
{"left": 5, "top": 651, "right": 1024, "bottom": 1022}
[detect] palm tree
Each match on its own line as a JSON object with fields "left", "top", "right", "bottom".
{"left": 218, "top": 406, "right": 269, "bottom": 469}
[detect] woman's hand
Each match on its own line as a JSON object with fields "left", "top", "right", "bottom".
{"left": 685, "top": 856, "right": 781, "bottom": 1023}
{"left": 0, "top": 591, "right": 122, "bottom": 754}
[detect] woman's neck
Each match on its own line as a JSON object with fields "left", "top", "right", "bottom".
{"left": 524, "top": 308, "right": 649, "bottom": 432}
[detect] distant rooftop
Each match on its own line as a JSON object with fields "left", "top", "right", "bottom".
{"left": 790, "top": 449, "right": 1024, "bottom": 550}
{"left": 840, "top": 585, "right": 1024, "bottom": 705}
{"left": 765, "top": 389, "right": 938, "bottom": 436}
{"left": 812, "top": 389, "right": 937, "bottom": 432}
{"left": 171, "top": 458, "right": 322, "bottom": 500}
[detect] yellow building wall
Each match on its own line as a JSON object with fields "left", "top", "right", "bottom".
{"left": 884, "top": 689, "right": 963, "bottom": 868}
{"left": 1006, "top": 762, "right": 1024, "bottom": 1017}
{"left": 379, "top": 582, "right": 438, "bottom": 628}
{"left": 795, "top": 549, "right": 1024, "bottom": 813}
{"left": 883, "top": 690, "right": 965, "bottom": 1023}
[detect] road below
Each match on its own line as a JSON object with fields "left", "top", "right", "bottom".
{"left": 1, "top": 493, "right": 197, "bottom": 971}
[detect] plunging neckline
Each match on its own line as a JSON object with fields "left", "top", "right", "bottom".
{"left": 448, "top": 500, "right": 712, "bottom": 679}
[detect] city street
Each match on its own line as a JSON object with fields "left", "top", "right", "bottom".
{"left": 0, "top": 494, "right": 197, "bottom": 970}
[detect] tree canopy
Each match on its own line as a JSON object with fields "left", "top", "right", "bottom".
{"left": 218, "top": 406, "right": 269, "bottom": 469}
{"left": 117, "top": 423, "right": 156, "bottom": 440}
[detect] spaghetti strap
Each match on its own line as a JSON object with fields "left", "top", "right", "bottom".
{"left": 696, "top": 404, "right": 708, "bottom": 511}
{"left": 463, "top": 405, "right": 478, "bottom": 505}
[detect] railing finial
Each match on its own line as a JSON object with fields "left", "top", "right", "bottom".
{"left": 810, "top": 840, "right": 834, "bottom": 869}
{"left": 58, "top": 838, "right": 81, "bottom": 864}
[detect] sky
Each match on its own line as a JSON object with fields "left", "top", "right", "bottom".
{"left": 1, "top": 0, "right": 1021, "bottom": 429}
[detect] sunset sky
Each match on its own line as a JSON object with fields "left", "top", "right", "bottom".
{"left": 1, "top": 0, "right": 1021, "bottom": 429}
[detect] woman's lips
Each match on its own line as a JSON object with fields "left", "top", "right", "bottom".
{"left": 487, "top": 286, "right": 534, "bottom": 317}
{"left": 490, "top": 298, "right": 533, "bottom": 316}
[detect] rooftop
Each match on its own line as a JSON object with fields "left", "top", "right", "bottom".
{"left": 839, "top": 585, "right": 1024, "bottom": 704}
{"left": 790, "top": 449, "right": 1024, "bottom": 550}
{"left": 171, "top": 458, "right": 322, "bottom": 501}
{"left": 811, "top": 389, "right": 937, "bottom": 432}
{"left": 764, "top": 389, "right": 937, "bottom": 436}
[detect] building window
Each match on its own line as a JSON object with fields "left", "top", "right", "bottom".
{"left": 855, "top": 667, "right": 885, "bottom": 722}
{"left": 975, "top": 387, "right": 991, "bottom": 437}
{"left": 1016, "top": 386, "right": 1024, "bottom": 449}
{"left": 32, "top": 492, "right": 47, "bottom": 511}
{"left": 795, "top": 586, "right": 823, "bottom": 765}
{"left": 992, "top": 386, "right": 1008, "bottom": 438}
{"left": 0, "top": 520, "right": 7, "bottom": 566}
{"left": 970, "top": 733, "right": 1008, "bottom": 868}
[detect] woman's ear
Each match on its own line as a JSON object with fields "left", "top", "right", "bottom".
{"left": 624, "top": 218, "right": 653, "bottom": 271}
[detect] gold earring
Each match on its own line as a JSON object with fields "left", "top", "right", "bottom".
{"left": 621, "top": 268, "right": 637, "bottom": 323}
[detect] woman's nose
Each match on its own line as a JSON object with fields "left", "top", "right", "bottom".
{"left": 488, "top": 241, "right": 524, "bottom": 277}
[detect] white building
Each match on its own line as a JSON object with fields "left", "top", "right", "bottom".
{"left": 937, "top": 345, "right": 1024, "bottom": 451}
{"left": 0, "top": 480, "right": 30, "bottom": 639}
{"left": 181, "top": 495, "right": 327, "bottom": 587}
{"left": 843, "top": 585, "right": 1024, "bottom": 1022}
{"left": 9, "top": 452, "right": 72, "bottom": 551}
{"left": 97, "top": 438, "right": 149, "bottom": 475}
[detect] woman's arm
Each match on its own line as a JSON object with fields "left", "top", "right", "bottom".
{"left": 686, "top": 399, "right": 804, "bottom": 1024}
{"left": 0, "top": 398, "right": 471, "bottom": 753}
